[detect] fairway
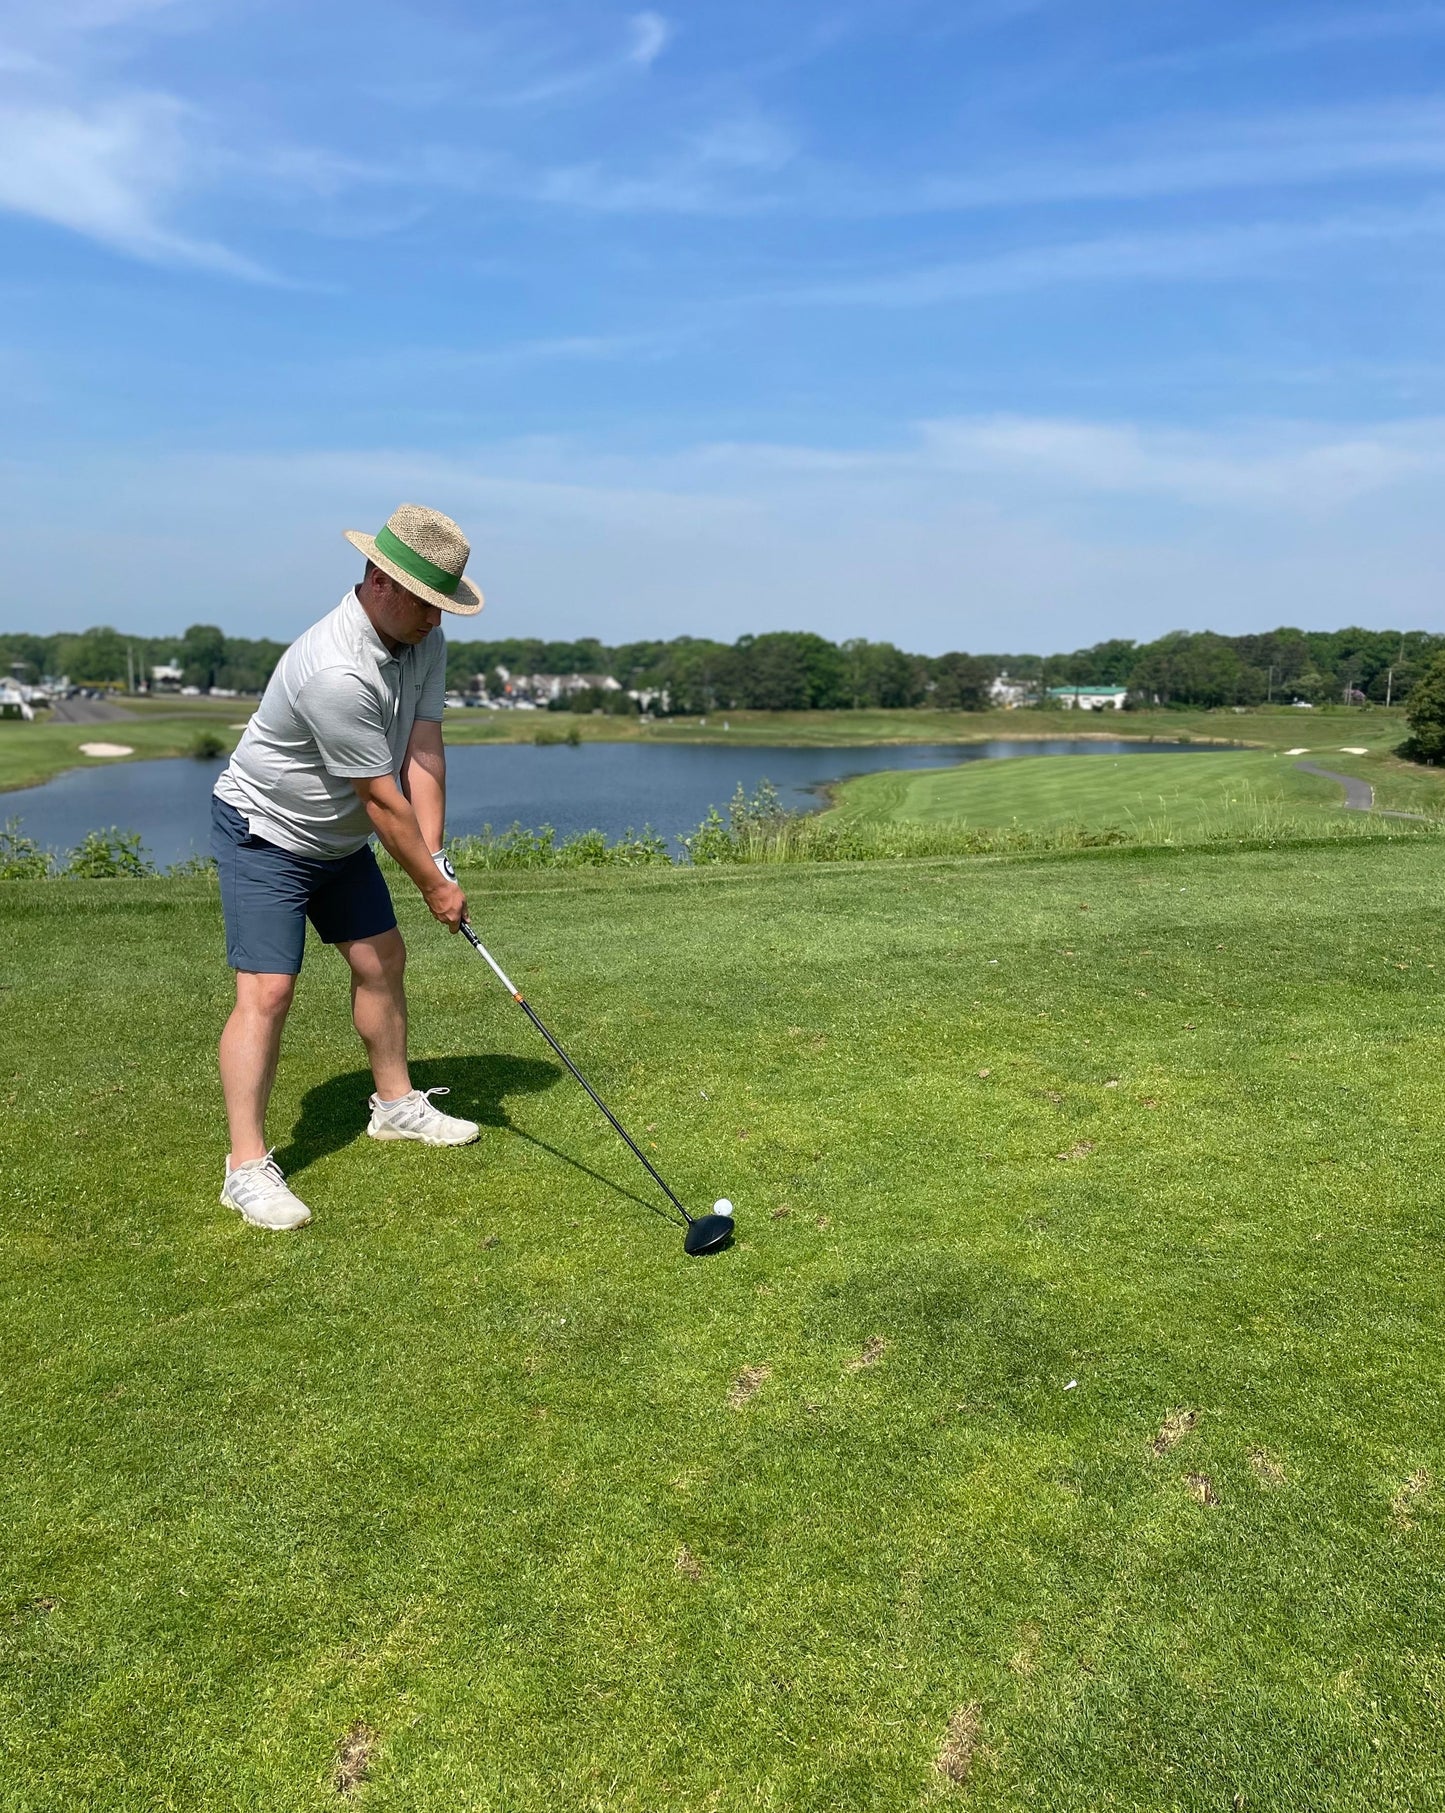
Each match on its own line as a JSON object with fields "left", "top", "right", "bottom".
{"left": 830, "top": 749, "right": 1348, "bottom": 836}
{"left": 3, "top": 843, "right": 1445, "bottom": 1809}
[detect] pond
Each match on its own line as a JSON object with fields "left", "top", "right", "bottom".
{"left": 3, "top": 737, "right": 1207, "bottom": 868}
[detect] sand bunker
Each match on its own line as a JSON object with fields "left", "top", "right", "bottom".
{"left": 78, "top": 742, "right": 134, "bottom": 758}
{"left": 1339, "top": 746, "right": 1368, "bottom": 755}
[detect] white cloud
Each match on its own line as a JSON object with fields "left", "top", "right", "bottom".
{"left": 0, "top": 92, "right": 266, "bottom": 274}
{"left": 0, "top": 0, "right": 272, "bottom": 273}
{"left": 906, "top": 100, "right": 1445, "bottom": 214}
{"left": 10, "top": 414, "right": 1445, "bottom": 648}
{"left": 777, "top": 200, "right": 1445, "bottom": 305}
{"left": 913, "top": 415, "right": 1444, "bottom": 509}
{"left": 626, "top": 11, "right": 671, "bottom": 68}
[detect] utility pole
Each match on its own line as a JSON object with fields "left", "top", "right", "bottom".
{"left": 1386, "top": 667, "right": 1394, "bottom": 709}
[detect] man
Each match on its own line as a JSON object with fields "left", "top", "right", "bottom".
{"left": 210, "top": 503, "right": 483, "bottom": 1231}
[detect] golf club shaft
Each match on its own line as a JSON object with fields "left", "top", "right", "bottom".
{"left": 459, "top": 920, "right": 693, "bottom": 1224}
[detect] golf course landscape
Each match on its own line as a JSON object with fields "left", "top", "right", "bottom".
{"left": 4, "top": 805, "right": 1445, "bottom": 1807}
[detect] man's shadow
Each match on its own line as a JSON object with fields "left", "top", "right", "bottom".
{"left": 273, "top": 1052, "right": 671, "bottom": 1220}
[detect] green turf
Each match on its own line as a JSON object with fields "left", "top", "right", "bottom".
{"left": 3, "top": 842, "right": 1445, "bottom": 1808}
{"left": 0, "top": 697, "right": 248, "bottom": 794}
{"left": 829, "top": 750, "right": 1352, "bottom": 837}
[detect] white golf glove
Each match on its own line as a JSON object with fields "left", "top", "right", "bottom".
{"left": 431, "top": 849, "right": 458, "bottom": 884}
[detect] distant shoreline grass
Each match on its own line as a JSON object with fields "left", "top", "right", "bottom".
{"left": 0, "top": 699, "right": 1429, "bottom": 796}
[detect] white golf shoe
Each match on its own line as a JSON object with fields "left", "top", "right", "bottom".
{"left": 367, "top": 1086, "right": 480, "bottom": 1147}
{"left": 220, "top": 1153, "right": 312, "bottom": 1230}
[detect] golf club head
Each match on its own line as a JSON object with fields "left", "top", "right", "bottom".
{"left": 683, "top": 1213, "right": 735, "bottom": 1256}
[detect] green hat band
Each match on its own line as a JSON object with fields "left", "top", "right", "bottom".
{"left": 374, "top": 523, "right": 461, "bottom": 596}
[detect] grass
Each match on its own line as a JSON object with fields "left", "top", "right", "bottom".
{"left": 3, "top": 837, "right": 1445, "bottom": 1808}
{"left": 0, "top": 696, "right": 251, "bottom": 793}
{"left": 828, "top": 750, "right": 1354, "bottom": 839}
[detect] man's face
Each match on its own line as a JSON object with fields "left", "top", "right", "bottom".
{"left": 370, "top": 570, "right": 443, "bottom": 644}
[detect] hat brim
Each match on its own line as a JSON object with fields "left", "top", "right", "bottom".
{"left": 344, "top": 529, "right": 484, "bottom": 617}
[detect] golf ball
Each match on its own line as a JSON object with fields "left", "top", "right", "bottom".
{"left": 713, "top": 1198, "right": 734, "bottom": 1217}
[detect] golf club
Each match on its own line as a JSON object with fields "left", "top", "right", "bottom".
{"left": 459, "top": 920, "right": 734, "bottom": 1256}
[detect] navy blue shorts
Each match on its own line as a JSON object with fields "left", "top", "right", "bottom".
{"left": 211, "top": 796, "right": 398, "bottom": 974}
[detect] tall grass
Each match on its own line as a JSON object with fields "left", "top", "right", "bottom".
{"left": 5, "top": 782, "right": 1442, "bottom": 883}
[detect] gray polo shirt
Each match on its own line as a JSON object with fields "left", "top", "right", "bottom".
{"left": 215, "top": 590, "right": 446, "bottom": 858}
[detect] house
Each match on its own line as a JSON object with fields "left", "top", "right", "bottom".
{"left": 0, "top": 678, "right": 35, "bottom": 721}
{"left": 988, "top": 672, "right": 1037, "bottom": 709}
{"left": 470, "top": 667, "right": 624, "bottom": 706}
{"left": 151, "top": 660, "right": 184, "bottom": 691}
{"left": 1047, "top": 684, "right": 1128, "bottom": 712}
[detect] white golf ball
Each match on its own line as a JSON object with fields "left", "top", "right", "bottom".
{"left": 713, "top": 1198, "right": 734, "bottom": 1218}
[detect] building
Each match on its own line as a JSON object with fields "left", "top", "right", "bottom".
{"left": 1047, "top": 684, "right": 1128, "bottom": 712}
{"left": 151, "top": 660, "right": 184, "bottom": 691}
{"left": 988, "top": 672, "right": 1037, "bottom": 709}
{"left": 469, "top": 667, "right": 624, "bottom": 706}
{"left": 0, "top": 678, "right": 35, "bottom": 720}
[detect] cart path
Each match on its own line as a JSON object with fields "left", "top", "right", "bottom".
{"left": 1294, "top": 760, "right": 1430, "bottom": 821}
{"left": 48, "top": 697, "right": 133, "bottom": 725}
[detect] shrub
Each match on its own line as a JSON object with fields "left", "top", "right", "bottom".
{"left": 168, "top": 852, "right": 218, "bottom": 878}
{"left": 62, "top": 829, "right": 157, "bottom": 878}
{"left": 446, "top": 824, "right": 671, "bottom": 870}
{"left": 0, "top": 819, "right": 50, "bottom": 879}
{"left": 1401, "top": 652, "right": 1445, "bottom": 764}
{"left": 190, "top": 731, "right": 226, "bottom": 760}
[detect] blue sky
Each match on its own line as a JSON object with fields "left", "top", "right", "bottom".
{"left": 3, "top": 0, "right": 1445, "bottom": 650}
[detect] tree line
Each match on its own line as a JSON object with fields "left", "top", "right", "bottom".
{"left": 3, "top": 622, "right": 1441, "bottom": 712}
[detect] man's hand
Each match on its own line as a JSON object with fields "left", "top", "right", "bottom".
{"left": 427, "top": 849, "right": 467, "bottom": 932}
{"left": 351, "top": 772, "right": 467, "bottom": 928}
{"left": 424, "top": 873, "right": 467, "bottom": 931}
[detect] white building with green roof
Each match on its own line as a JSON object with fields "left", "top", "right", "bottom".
{"left": 1047, "top": 685, "right": 1129, "bottom": 711}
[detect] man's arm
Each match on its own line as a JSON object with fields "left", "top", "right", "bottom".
{"left": 351, "top": 770, "right": 466, "bottom": 931}
{"left": 400, "top": 718, "right": 446, "bottom": 854}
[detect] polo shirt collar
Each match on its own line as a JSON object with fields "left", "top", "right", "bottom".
{"left": 344, "top": 587, "right": 400, "bottom": 669}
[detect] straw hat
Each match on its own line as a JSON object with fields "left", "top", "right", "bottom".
{"left": 344, "top": 503, "right": 483, "bottom": 616}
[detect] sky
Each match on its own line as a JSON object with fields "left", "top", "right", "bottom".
{"left": 2, "top": 0, "right": 1444, "bottom": 652}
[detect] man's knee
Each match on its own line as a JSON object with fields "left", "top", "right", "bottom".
{"left": 345, "top": 928, "right": 406, "bottom": 986}
{"left": 236, "top": 970, "right": 297, "bottom": 1019}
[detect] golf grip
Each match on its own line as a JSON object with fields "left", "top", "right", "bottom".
{"left": 460, "top": 920, "right": 693, "bottom": 1224}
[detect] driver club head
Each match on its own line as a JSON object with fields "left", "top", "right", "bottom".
{"left": 683, "top": 1213, "right": 735, "bottom": 1257}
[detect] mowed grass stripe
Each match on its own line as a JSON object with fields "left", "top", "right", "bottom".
{"left": 1, "top": 846, "right": 1444, "bottom": 1810}
{"left": 830, "top": 749, "right": 1345, "bottom": 835}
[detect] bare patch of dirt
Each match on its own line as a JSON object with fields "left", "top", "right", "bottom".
{"left": 845, "top": 1335, "right": 888, "bottom": 1374}
{"left": 333, "top": 1721, "right": 377, "bottom": 1796}
{"left": 771, "top": 1203, "right": 791, "bottom": 1219}
{"left": 1186, "top": 1473, "right": 1220, "bottom": 1507}
{"left": 815, "top": 1215, "right": 833, "bottom": 1231}
{"left": 1056, "top": 1141, "right": 1096, "bottom": 1162}
{"left": 481, "top": 1235, "right": 501, "bottom": 1249}
{"left": 935, "top": 1704, "right": 982, "bottom": 1786}
{"left": 1249, "top": 1449, "right": 1286, "bottom": 1487}
{"left": 675, "top": 1546, "right": 704, "bottom": 1581}
{"left": 1391, "top": 1468, "right": 1433, "bottom": 1531}
{"left": 727, "top": 1364, "right": 772, "bottom": 1410}
{"left": 1009, "top": 1625, "right": 1041, "bottom": 1676}
{"left": 1151, "top": 1408, "right": 1199, "bottom": 1455}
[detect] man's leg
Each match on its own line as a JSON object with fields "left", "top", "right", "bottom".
{"left": 219, "top": 970, "right": 298, "bottom": 1163}
{"left": 339, "top": 927, "right": 411, "bottom": 1101}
